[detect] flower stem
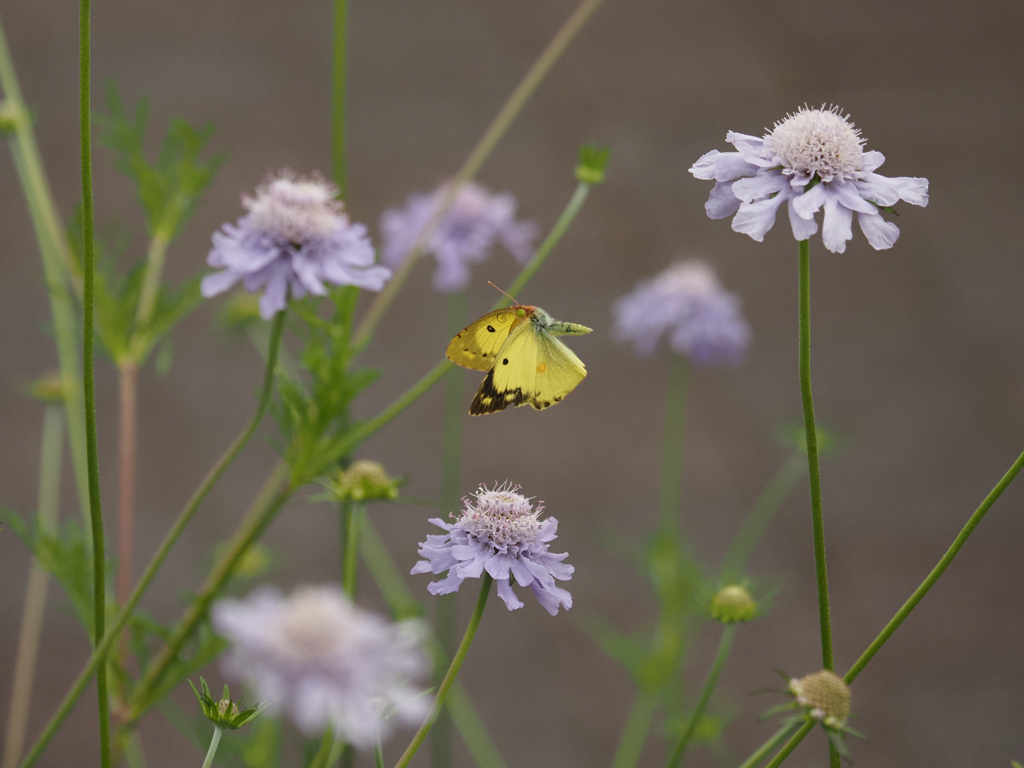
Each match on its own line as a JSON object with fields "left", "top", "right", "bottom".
{"left": 350, "top": 0, "right": 603, "bottom": 351}
{"left": 720, "top": 452, "right": 804, "bottom": 581}
{"left": 116, "top": 361, "right": 139, "bottom": 606}
{"left": 394, "top": 575, "right": 493, "bottom": 768}
{"left": 663, "top": 624, "right": 736, "bottom": 768}
{"left": 341, "top": 503, "right": 365, "bottom": 598}
{"left": 326, "top": 734, "right": 346, "bottom": 768}
{"left": 609, "top": 695, "right": 657, "bottom": 768}
{"left": 733, "top": 448, "right": 1024, "bottom": 768}
{"left": 733, "top": 721, "right": 803, "bottom": 768}
{"left": 374, "top": 742, "right": 385, "bottom": 768}
{"left": 2, "top": 405, "right": 64, "bottom": 768}
{"left": 332, "top": 0, "right": 347, "bottom": 195}
{"left": 797, "top": 240, "right": 838, "bottom": 768}
{"left": 78, "top": 0, "right": 111, "bottom": 761}
{"left": 659, "top": 354, "right": 687, "bottom": 530}
{"left": 17, "top": 313, "right": 286, "bottom": 768}
{"left": 0, "top": 11, "right": 90, "bottom": 529}
{"left": 762, "top": 721, "right": 815, "bottom": 768}
{"left": 200, "top": 727, "right": 223, "bottom": 768}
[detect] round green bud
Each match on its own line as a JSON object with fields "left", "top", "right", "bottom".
{"left": 328, "top": 460, "right": 400, "bottom": 502}
{"left": 789, "top": 670, "right": 850, "bottom": 728}
{"left": 29, "top": 372, "right": 67, "bottom": 403}
{"left": 710, "top": 584, "right": 758, "bottom": 623}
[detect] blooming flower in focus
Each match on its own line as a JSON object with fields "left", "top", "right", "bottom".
{"left": 201, "top": 173, "right": 391, "bottom": 319}
{"left": 690, "top": 105, "right": 929, "bottom": 253}
{"left": 411, "top": 482, "right": 573, "bottom": 615}
{"left": 611, "top": 260, "right": 750, "bottom": 365}
{"left": 380, "top": 181, "right": 537, "bottom": 293}
{"left": 211, "top": 585, "right": 427, "bottom": 747}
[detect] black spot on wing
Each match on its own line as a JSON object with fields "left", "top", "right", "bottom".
{"left": 469, "top": 370, "right": 530, "bottom": 416}
{"left": 487, "top": 324, "right": 496, "bottom": 332}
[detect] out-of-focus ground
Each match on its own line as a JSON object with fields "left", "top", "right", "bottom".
{"left": 2, "top": 0, "right": 1023, "bottom": 766}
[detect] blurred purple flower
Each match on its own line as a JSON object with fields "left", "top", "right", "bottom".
{"left": 201, "top": 172, "right": 391, "bottom": 318}
{"left": 380, "top": 181, "right": 537, "bottom": 293}
{"left": 690, "top": 105, "right": 929, "bottom": 253}
{"left": 212, "top": 584, "right": 427, "bottom": 747}
{"left": 411, "top": 482, "right": 573, "bottom": 615}
{"left": 612, "top": 260, "right": 751, "bottom": 365}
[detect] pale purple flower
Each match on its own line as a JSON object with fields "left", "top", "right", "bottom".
{"left": 612, "top": 261, "right": 751, "bottom": 365}
{"left": 201, "top": 173, "right": 391, "bottom": 318}
{"left": 211, "top": 585, "right": 428, "bottom": 747}
{"left": 411, "top": 482, "right": 573, "bottom": 615}
{"left": 690, "top": 106, "right": 929, "bottom": 254}
{"left": 380, "top": 181, "right": 537, "bottom": 293}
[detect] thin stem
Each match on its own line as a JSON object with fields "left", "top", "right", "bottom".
{"left": 332, "top": 0, "right": 347, "bottom": 195}
{"left": 116, "top": 362, "right": 139, "bottom": 605}
{"left": 374, "top": 743, "right": 385, "bottom": 768}
{"left": 342, "top": 504, "right": 364, "bottom": 598}
{"left": 762, "top": 721, "right": 814, "bottom": 768}
{"left": 0, "top": 14, "right": 90, "bottom": 528}
{"left": 126, "top": 463, "right": 293, "bottom": 723}
{"left": 797, "top": 239, "right": 834, "bottom": 672}
{"left": 78, "top": 0, "right": 111, "bottom": 762}
{"left": 394, "top": 575, "right": 493, "bottom": 768}
{"left": 609, "top": 695, "right": 657, "bottom": 768}
{"left": 659, "top": 355, "right": 687, "bottom": 530}
{"left": 721, "top": 453, "right": 804, "bottom": 580}
{"left": 200, "top": 727, "right": 223, "bottom": 768}
{"left": 326, "top": 734, "right": 346, "bottom": 768}
{"left": 734, "top": 722, "right": 803, "bottom": 768}
{"left": 134, "top": 227, "right": 173, "bottom": 336}
{"left": 18, "top": 313, "right": 286, "bottom": 768}
{"left": 350, "top": 0, "right": 603, "bottom": 351}
{"left": 663, "top": 624, "right": 736, "bottom": 768}
{"left": 844, "top": 448, "right": 1024, "bottom": 683}
{"left": 2, "top": 405, "right": 64, "bottom": 768}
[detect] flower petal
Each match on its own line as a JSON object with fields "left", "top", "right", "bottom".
{"left": 705, "top": 182, "right": 742, "bottom": 220}
{"left": 731, "top": 195, "right": 787, "bottom": 242}
{"left": 787, "top": 198, "right": 818, "bottom": 241}
{"left": 858, "top": 211, "right": 900, "bottom": 250}
{"left": 821, "top": 192, "right": 854, "bottom": 254}
{"left": 496, "top": 578, "right": 525, "bottom": 611}
{"left": 731, "top": 172, "right": 788, "bottom": 203}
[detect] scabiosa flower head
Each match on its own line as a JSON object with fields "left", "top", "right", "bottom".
{"left": 380, "top": 181, "right": 537, "bottom": 293}
{"left": 690, "top": 105, "right": 929, "bottom": 254}
{"left": 201, "top": 172, "right": 391, "bottom": 319}
{"left": 611, "top": 260, "right": 751, "bottom": 365}
{"left": 211, "top": 584, "right": 428, "bottom": 747}
{"left": 789, "top": 670, "right": 850, "bottom": 728}
{"left": 411, "top": 482, "right": 573, "bottom": 615}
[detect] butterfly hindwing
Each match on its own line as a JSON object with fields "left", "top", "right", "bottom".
{"left": 446, "top": 308, "right": 527, "bottom": 372}
{"left": 469, "top": 316, "right": 588, "bottom": 415}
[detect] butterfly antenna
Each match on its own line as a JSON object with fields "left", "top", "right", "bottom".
{"left": 487, "top": 281, "right": 519, "bottom": 306}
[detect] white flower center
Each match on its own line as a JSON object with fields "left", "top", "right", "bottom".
{"left": 458, "top": 485, "right": 542, "bottom": 547}
{"left": 658, "top": 262, "right": 719, "bottom": 297}
{"left": 245, "top": 175, "right": 345, "bottom": 243}
{"left": 272, "top": 589, "right": 351, "bottom": 661}
{"left": 764, "top": 106, "right": 865, "bottom": 182}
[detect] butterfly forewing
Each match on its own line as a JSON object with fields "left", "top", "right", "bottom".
{"left": 446, "top": 308, "right": 527, "bottom": 372}
{"left": 528, "top": 327, "right": 587, "bottom": 410}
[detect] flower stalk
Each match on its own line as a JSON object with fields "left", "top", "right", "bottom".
{"left": 200, "top": 727, "right": 223, "bottom": 768}
{"left": 660, "top": 355, "right": 687, "bottom": 530}
{"left": 394, "top": 575, "right": 493, "bottom": 768}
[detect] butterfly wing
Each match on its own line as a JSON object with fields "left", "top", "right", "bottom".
{"left": 446, "top": 308, "right": 527, "bottom": 372}
{"left": 469, "top": 318, "right": 587, "bottom": 415}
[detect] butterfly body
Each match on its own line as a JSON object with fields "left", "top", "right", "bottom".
{"left": 446, "top": 304, "right": 592, "bottom": 415}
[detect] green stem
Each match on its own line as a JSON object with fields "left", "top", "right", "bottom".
{"left": 797, "top": 239, "right": 833, "bottom": 672}
{"left": 200, "top": 727, "right": 223, "bottom": 768}
{"left": 433, "top": 291, "right": 467, "bottom": 768}
{"left": 78, "top": 0, "right": 110, "bottom": 762}
{"left": 762, "top": 721, "right": 814, "bottom": 768}
{"left": 394, "top": 576, "right": 493, "bottom": 768}
{"left": 18, "top": 313, "right": 285, "bottom": 768}
{"left": 663, "top": 624, "right": 736, "bottom": 768}
{"left": 341, "top": 503, "right": 364, "bottom": 598}
{"left": 844, "top": 448, "right": 1024, "bottom": 683}
{"left": 609, "top": 695, "right": 657, "bottom": 768}
{"left": 374, "top": 742, "right": 385, "bottom": 768}
{"left": 331, "top": 0, "right": 347, "bottom": 195}
{"left": 659, "top": 355, "right": 687, "bottom": 530}
{"left": 721, "top": 453, "right": 804, "bottom": 580}
{"left": 0, "top": 13, "right": 90, "bottom": 529}
{"left": 736, "top": 448, "right": 1024, "bottom": 768}
{"left": 126, "top": 462, "right": 293, "bottom": 723}
{"left": 734, "top": 722, "right": 803, "bottom": 768}
{"left": 326, "top": 735, "right": 346, "bottom": 768}
{"left": 350, "top": 0, "right": 603, "bottom": 352}
{"left": 133, "top": 225, "right": 174, "bottom": 337}
{"left": 2, "top": 405, "right": 64, "bottom": 768}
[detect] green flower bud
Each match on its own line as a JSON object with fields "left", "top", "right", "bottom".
{"left": 710, "top": 584, "right": 758, "bottom": 623}
{"left": 189, "top": 677, "right": 266, "bottom": 730}
{"left": 326, "top": 460, "right": 401, "bottom": 502}
{"left": 575, "top": 144, "right": 611, "bottom": 186}
{"left": 28, "top": 372, "right": 67, "bottom": 403}
{"left": 788, "top": 670, "right": 850, "bottom": 728}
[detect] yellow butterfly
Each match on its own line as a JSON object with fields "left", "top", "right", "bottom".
{"left": 446, "top": 298, "right": 592, "bottom": 416}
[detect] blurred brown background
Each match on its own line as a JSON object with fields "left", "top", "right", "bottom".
{"left": 2, "top": 0, "right": 1023, "bottom": 766}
